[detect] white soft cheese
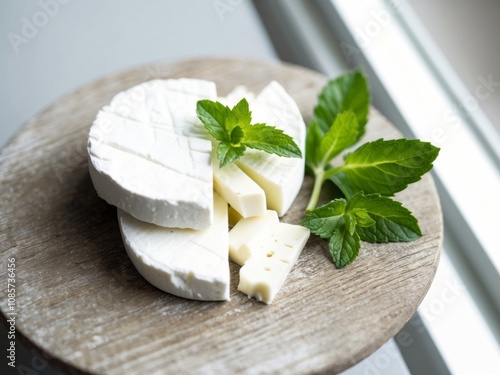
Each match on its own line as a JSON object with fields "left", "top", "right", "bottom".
{"left": 212, "top": 153, "right": 266, "bottom": 218}
{"left": 118, "top": 194, "right": 230, "bottom": 301}
{"left": 104, "top": 78, "right": 215, "bottom": 138}
{"left": 228, "top": 210, "right": 279, "bottom": 266}
{"left": 88, "top": 78, "right": 217, "bottom": 229}
{"left": 220, "top": 81, "right": 306, "bottom": 216}
{"left": 229, "top": 213, "right": 310, "bottom": 304}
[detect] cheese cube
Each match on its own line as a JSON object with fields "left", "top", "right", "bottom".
{"left": 228, "top": 210, "right": 279, "bottom": 266}
{"left": 212, "top": 154, "right": 267, "bottom": 218}
{"left": 229, "top": 212, "right": 310, "bottom": 304}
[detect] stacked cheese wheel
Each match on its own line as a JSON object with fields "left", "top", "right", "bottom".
{"left": 88, "top": 78, "right": 310, "bottom": 304}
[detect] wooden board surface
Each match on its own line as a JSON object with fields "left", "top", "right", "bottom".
{"left": 0, "top": 58, "right": 442, "bottom": 374}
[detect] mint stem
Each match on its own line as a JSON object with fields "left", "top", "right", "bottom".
{"left": 306, "top": 169, "right": 325, "bottom": 211}
{"left": 323, "top": 165, "right": 343, "bottom": 180}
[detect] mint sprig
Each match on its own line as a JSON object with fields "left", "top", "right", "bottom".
{"left": 196, "top": 98, "right": 301, "bottom": 168}
{"left": 303, "top": 192, "right": 420, "bottom": 267}
{"left": 302, "top": 70, "right": 440, "bottom": 268}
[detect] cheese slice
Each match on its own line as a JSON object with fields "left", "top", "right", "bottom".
{"left": 212, "top": 153, "right": 266, "bottom": 218}
{"left": 229, "top": 213, "right": 310, "bottom": 304}
{"left": 118, "top": 194, "right": 230, "bottom": 301}
{"left": 220, "top": 81, "right": 306, "bottom": 216}
{"left": 88, "top": 78, "right": 217, "bottom": 229}
{"left": 228, "top": 210, "right": 279, "bottom": 266}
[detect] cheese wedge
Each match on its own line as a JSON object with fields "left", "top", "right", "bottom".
{"left": 220, "top": 81, "right": 306, "bottom": 216}
{"left": 118, "top": 194, "right": 230, "bottom": 301}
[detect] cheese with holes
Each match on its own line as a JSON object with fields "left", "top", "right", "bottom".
{"left": 118, "top": 194, "right": 230, "bottom": 301}
{"left": 229, "top": 211, "right": 310, "bottom": 304}
{"left": 88, "top": 79, "right": 216, "bottom": 229}
{"left": 228, "top": 210, "right": 279, "bottom": 266}
{"left": 220, "top": 81, "right": 306, "bottom": 216}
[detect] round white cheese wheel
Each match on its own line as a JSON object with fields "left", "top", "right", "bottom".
{"left": 88, "top": 79, "right": 216, "bottom": 229}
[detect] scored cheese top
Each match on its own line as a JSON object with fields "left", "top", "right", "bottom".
{"left": 105, "top": 79, "right": 215, "bottom": 138}
{"left": 88, "top": 79, "right": 216, "bottom": 229}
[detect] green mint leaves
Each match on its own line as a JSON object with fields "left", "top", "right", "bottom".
{"left": 196, "top": 98, "right": 301, "bottom": 168}
{"left": 301, "top": 70, "right": 440, "bottom": 268}
{"left": 303, "top": 192, "right": 420, "bottom": 267}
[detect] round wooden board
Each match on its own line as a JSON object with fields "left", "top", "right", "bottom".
{"left": 0, "top": 58, "right": 442, "bottom": 374}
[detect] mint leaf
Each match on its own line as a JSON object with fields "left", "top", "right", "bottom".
{"left": 230, "top": 98, "right": 252, "bottom": 130}
{"left": 302, "top": 196, "right": 374, "bottom": 267}
{"left": 217, "top": 142, "right": 245, "bottom": 168}
{"left": 329, "top": 139, "right": 440, "bottom": 196}
{"left": 343, "top": 211, "right": 357, "bottom": 235}
{"left": 317, "top": 110, "right": 359, "bottom": 164}
{"left": 313, "top": 70, "right": 370, "bottom": 138}
{"left": 347, "top": 193, "right": 421, "bottom": 242}
{"left": 196, "top": 100, "right": 230, "bottom": 142}
{"left": 302, "top": 198, "right": 361, "bottom": 268}
{"left": 230, "top": 126, "right": 244, "bottom": 145}
{"left": 305, "top": 120, "right": 323, "bottom": 172}
{"left": 329, "top": 225, "right": 360, "bottom": 268}
{"left": 352, "top": 208, "right": 376, "bottom": 228}
{"left": 243, "top": 123, "right": 302, "bottom": 158}
{"left": 326, "top": 171, "right": 356, "bottom": 199}
{"left": 302, "top": 199, "right": 346, "bottom": 239}
{"left": 197, "top": 98, "right": 301, "bottom": 167}
{"left": 343, "top": 208, "right": 375, "bottom": 235}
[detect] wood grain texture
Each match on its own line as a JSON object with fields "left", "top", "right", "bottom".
{"left": 0, "top": 58, "right": 443, "bottom": 375}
